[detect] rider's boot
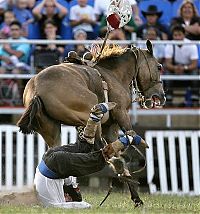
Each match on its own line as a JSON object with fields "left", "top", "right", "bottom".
{"left": 83, "top": 102, "right": 116, "bottom": 144}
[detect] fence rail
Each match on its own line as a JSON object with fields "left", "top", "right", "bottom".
{"left": 0, "top": 74, "right": 199, "bottom": 80}
{"left": 0, "top": 39, "right": 200, "bottom": 45}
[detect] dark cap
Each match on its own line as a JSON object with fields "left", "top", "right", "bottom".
{"left": 141, "top": 5, "right": 163, "bottom": 18}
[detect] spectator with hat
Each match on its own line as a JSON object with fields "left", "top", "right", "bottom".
{"left": 136, "top": 5, "right": 170, "bottom": 40}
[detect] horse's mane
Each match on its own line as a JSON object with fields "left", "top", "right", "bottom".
{"left": 90, "top": 42, "right": 128, "bottom": 61}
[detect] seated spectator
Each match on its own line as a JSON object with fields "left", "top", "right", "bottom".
{"left": 72, "top": 29, "right": 88, "bottom": 57}
{"left": 137, "top": 5, "right": 170, "bottom": 40}
{"left": 0, "top": 21, "right": 31, "bottom": 106}
{"left": 8, "top": 0, "right": 34, "bottom": 37}
{"left": 0, "top": 10, "right": 16, "bottom": 39}
{"left": 108, "top": 28, "right": 126, "bottom": 41}
{"left": 138, "top": 26, "right": 165, "bottom": 64}
{"left": 33, "top": 20, "right": 65, "bottom": 72}
{"left": 0, "top": 21, "right": 31, "bottom": 74}
{"left": 171, "top": 0, "right": 200, "bottom": 40}
{"left": 32, "top": 0, "right": 67, "bottom": 38}
{"left": 164, "top": 25, "right": 199, "bottom": 106}
{"left": 0, "top": 1, "right": 8, "bottom": 26}
{"left": 69, "top": 0, "right": 97, "bottom": 40}
{"left": 94, "top": 0, "right": 142, "bottom": 26}
{"left": 99, "top": 16, "right": 137, "bottom": 40}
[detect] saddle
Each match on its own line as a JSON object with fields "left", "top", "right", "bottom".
{"left": 66, "top": 51, "right": 95, "bottom": 67}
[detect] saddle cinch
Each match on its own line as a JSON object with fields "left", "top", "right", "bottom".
{"left": 66, "top": 51, "right": 95, "bottom": 67}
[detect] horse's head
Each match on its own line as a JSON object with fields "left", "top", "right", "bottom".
{"left": 134, "top": 40, "right": 166, "bottom": 109}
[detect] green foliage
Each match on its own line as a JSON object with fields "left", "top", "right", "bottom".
{"left": 0, "top": 192, "right": 200, "bottom": 214}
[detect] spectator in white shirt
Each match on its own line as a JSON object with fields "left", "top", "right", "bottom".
{"left": 164, "top": 24, "right": 199, "bottom": 107}
{"left": 69, "top": 0, "right": 97, "bottom": 39}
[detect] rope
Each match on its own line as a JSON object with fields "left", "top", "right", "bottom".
{"left": 94, "top": 30, "right": 111, "bottom": 63}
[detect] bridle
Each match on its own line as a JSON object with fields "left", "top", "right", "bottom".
{"left": 130, "top": 46, "right": 162, "bottom": 108}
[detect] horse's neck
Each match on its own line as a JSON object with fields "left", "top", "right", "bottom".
{"left": 98, "top": 51, "right": 137, "bottom": 85}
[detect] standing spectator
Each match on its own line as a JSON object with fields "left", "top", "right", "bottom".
{"left": 164, "top": 25, "right": 199, "bottom": 106}
{"left": 32, "top": 0, "right": 67, "bottom": 38}
{"left": 8, "top": 0, "right": 34, "bottom": 36}
{"left": 69, "top": 0, "right": 96, "bottom": 40}
{"left": 0, "top": 10, "right": 16, "bottom": 39}
{"left": 94, "top": 0, "right": 142, "bottom": 26}
{"left": 0, "top": 21, "right": 31, "bottom": 74}
{"left": 171, "top": 0, "right": 200, "bottom": 40}
{"left": 137, "top": 5, "right": 170, "bottom": 40}
{"left": 138, "top": 26, "right": 165, "bottom": 64}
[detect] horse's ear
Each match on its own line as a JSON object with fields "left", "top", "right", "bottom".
{"left": 146, "top": 40, "right": 153, "bottom": 55}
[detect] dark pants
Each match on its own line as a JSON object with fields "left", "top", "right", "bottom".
{"left": 43, "top": 139, "right": 106, "bottom": 179}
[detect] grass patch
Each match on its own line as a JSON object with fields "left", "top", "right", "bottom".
{"left": 0, "top": 192, "right": 199, "bottom": 214}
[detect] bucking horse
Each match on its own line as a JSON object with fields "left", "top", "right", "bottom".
{"left": 17, "top": 40, "right": 166, "bottom": 207}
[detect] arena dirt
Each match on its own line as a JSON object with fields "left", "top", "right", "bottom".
{"left": 0, "top": 191, "right": 39, "bottom": 205}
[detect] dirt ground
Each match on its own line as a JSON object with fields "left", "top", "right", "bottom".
{"left": 0, "top": 191, "right": 40, "bottom": 206}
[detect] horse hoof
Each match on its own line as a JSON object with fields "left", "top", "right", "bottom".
{"left": 134, "top": 200, "right": 143, "bottom": 208}
{"left": 140, "top": 139, "right": 149, "bottom": 149}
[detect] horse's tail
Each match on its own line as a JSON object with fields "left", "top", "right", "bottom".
{"left": 17, "top": 96, "right": 43, "bottom": 134}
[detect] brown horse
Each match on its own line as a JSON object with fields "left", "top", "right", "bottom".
{"left": 17, "top": 40, "right": 165, "bottom": 148}
{"left": 17, "top": 40, "right": 165, "bottom": 207}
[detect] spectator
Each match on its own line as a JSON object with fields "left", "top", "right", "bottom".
{"left": 99, "top": 16, "right": 137, "bottom": 40}
{"left": 0, "top": 21, "right": 31, "bottom": 106}
{"left": 69, "top": 0, "right": 97, "bottom": 40}
{"left": 164, "top": 25, "right": 199, "bottom": 106}
{"left": 0, "top": 21, "right": 31, "bottom": 74}
{"left": 8, "top": 0, "right": 34, "bottom": 36}
{"left": 35, "top": 20, "right": 64, "bottom": 55}
{"left": 0, "top": 1, "right": 8, "bottom": 26}
{"left": 108, "top": 28, "right": 126, "bottom": 41}
{"left": 137, "top": 5, "right": 170, "bottom": 40}
{"left": 72, "top": 29, "right": 88, "bottom": 57}
{"left": 138, "top": 26, "right": 165, "bottom": 64}
{"left": 32, "top": 0, "right": 67, "bottom": 38}
{"left": 171, "top": 0, "right": 200, "bottom": 40}
{"left": 94, "top": 0, "right": 142, "bottom": 26}
{"left": 33, "top": 20, "right": 65, "bottom": 72}
{"left": 0, "top": 10, "right": 16, "bottom": 39}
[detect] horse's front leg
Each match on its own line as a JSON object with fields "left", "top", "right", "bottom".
{"left": 111, "top": 107, "right": 133, "bottom": 134}
{"left": 127, "top": 181, "right": 143, "bottom": 207}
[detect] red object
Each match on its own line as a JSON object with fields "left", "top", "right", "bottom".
{"left": 107, "top": 13, "right": 121, "bottom": 29}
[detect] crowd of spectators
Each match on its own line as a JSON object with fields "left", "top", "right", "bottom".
{"left": 0, "top": 0, "right": 200, "bottom": 107}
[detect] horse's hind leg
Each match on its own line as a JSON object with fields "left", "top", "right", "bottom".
{"left": 36, "top": 113, "right": 61, "bottom": 148}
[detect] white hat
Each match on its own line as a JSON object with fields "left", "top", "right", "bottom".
{"left": 74, "top": 29, "right": 87, "bottom": 39}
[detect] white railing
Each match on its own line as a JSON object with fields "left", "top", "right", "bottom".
{"left": 0, "top": 107, "right": 199, "bottom": 128}
{"left": 0, "top": 125, "right": 76, "bottom": 191}
{"left": 0, "top": 74, "right": 199, "bottom": 80}
{"left": 0, "top": 39, "right": 200, "bottom": 45}
{"left": 145, "top": 130, "right": 200, "bottom": 195}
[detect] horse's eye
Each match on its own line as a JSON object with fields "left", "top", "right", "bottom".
{"left": 157, "top": 64, "right": 162, "bottom": 71}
